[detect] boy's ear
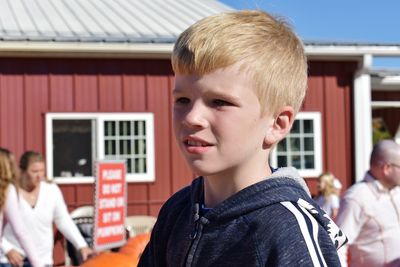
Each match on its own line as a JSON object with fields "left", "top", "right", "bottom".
{"left": 264, "top": 106, "right": 295, "bottom": 147}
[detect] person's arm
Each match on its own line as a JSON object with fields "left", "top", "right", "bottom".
{"left": 1, "top": 236, "right": 20, "bottom": 258}
{"left": 1, "top": 236, "right": 25, "bottom": 267}
{"left": 5, "top": 250, "right": 24, "bottom": 267}
{"left": 330, "top": 194, "right": 340, "bottom": 220}
{"left": 4, "top": 185, "right": 43, "bottom": 267}
{"left": 335, "top": 196, "right": 364, "bottom": 267}
{"left": 51, "top": 184, "right": 93, "bottom": 260}
{"left": 273, "top": 201, "right": 341, "bottom": 267}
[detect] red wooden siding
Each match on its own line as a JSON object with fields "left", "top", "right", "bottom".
{"left": 0, "top": 57, "right": 358, "bottom": 264}
{"left": 304, "top": 61, "right": 357, "bottom": 195}
{"left": 0, "top": 58, "right": 359, "bottom": 203}
{"left": 0, "top": 70, "right": 25, "bottom": 155}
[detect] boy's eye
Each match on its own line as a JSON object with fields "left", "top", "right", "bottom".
{"left": 175, "top": 97, "right": 190, "bottom": 105}
{"left": 213, "top": 99, "right": 232, "bottom": 107}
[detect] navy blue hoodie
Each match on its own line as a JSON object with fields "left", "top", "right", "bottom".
{"left": 139, "top": 167, "right": 346, "bottom": 267}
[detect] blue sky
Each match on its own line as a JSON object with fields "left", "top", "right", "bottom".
{"left": 219, "top": 0, "right": 400, "bottom": 68}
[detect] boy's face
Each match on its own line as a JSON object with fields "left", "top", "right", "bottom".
{"left": 172, "top": 63, "right": 273, "bottom": 177}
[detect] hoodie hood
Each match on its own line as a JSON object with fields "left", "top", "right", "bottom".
{"left": 269, "top": 167, "right": 311, "bottom": 195}
{"left": 190, "top": 167, "right": 347, "bottom": 250}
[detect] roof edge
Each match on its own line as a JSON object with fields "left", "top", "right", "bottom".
{"left": 306, "top": 44, "right": 400, "bottom": 58}
{"left": 0, "top": 41, "right": 174, "bottom": 59}
{"left": 2, "top": 41, "right": 400, "bottom": 59}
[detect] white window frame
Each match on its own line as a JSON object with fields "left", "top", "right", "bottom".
{"left": 46, "top": 113, "right": 155, "bottom": 184}
{"left": 270, "top": 112, "right": 322, "bottom": 177}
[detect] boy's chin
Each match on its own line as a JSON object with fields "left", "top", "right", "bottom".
{"left": 182, "top": 156, "right": 231, "bottom": 177}
{"left": 186, "top": 163, "right": 216, "bottom": 177}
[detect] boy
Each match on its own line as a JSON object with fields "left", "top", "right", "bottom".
{"left": 139, "top": 10, "right": 346, "bottom": 266}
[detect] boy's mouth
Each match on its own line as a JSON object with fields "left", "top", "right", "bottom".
{"left": 185, "top": 140, "right": 212, "bottom": 147}
{"left": 183, "top": 136, "right": 214, "bottom": 153}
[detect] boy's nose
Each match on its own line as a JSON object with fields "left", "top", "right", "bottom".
{"left": 182, "top": 102, "right": 208, "bottom": 129}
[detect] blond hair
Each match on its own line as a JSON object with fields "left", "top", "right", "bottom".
{"left": 172, "top": 10, "right": 308, "bottom": 115}
{"left": 317, "top": 172, "right": 337, "bottom": 197}
{"left": 0, "top": 152, "right": 14, "bottom": 210}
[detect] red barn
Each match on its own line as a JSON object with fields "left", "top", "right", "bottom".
{"left": 0, "top": 0, "right": 400, "bottom": 264}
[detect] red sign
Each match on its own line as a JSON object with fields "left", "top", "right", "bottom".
{"left": 93, "top": 160, "right": 127, "bottom": 251}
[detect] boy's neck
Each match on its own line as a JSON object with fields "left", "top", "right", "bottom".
{"left": 203, "top": 166, "right": 272, "bottom": 208}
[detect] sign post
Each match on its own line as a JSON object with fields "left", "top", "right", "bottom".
{"left": 93, "top": 160, "right": 127, "bottom": 251}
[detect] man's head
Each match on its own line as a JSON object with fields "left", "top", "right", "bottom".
{"left": 369, "top": 140, "right": 400, "bottom": 189}
{"left": 172, "top": 10, "right": 308, "bottom": 115}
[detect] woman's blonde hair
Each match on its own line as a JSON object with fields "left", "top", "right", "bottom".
{"left": 318, "top": 172, "right": 337, "bottom": 197}
{"left": 0, "top": 151, "right": 14, "bottom": 210}
{"left": 172, "top": 10, "right": 308, "bottom": 115}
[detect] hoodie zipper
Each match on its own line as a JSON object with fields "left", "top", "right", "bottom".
{"left": 185, "top": 203, "right": 207, "bottom": 267}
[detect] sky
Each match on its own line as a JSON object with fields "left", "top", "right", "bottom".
{"left": 219, "top": 0, "right": 400, "bottom": 68}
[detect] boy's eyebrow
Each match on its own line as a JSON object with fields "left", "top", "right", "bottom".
{"left": 206, "top": 90, "right": 241, "bottom": 102}
{"left": 172, "top": 88, "right": 182, "bottom": 95}
{"left": 172, "top": 87, "right": 242, "bottom": 102}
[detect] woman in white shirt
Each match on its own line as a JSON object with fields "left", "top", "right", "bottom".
{"left": 0, "top": 151, "right": 93, "bottom": 267}
{"left": 0, "top": 149, "right": 43, "bottom": 267}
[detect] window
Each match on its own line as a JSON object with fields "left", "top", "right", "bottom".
{"left": 46, "top": 113, "right": 155, "bottom": 183}
{"left": 270, "top": 112, "right": 322, "bottom": 177}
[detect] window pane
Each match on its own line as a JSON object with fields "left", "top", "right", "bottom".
{"left": 127, "top": 158, "right": 133, "bottom": 173}
{"left": 290, "top": 137, "right": 301, "bottom": 152}
{"left": 304, "top": 137, "right": 314, "bottom": 151}
{"left": 277, "top": 156, "right": 287, "bottom": 167}
{"left": 119, "top": 140, "right": 131, "bottom": 155}
{"left": 119, "top": 121, "right": 131, "bottom": 136}
{"left": 291, "top": 120, "right": 300, "bottom": 133}
{"left": 53, "top": 120, "right": 93, "bottom": 177}
{"left": 277, "top": 139, "right": 287, "bottom": 152}
{"left": 140, "top": 121, "right": 146, "bottom": 135}
{"left": 135, "top": 139, "right": 147, "bottom": 155}
{"left": 305, "top": 155, "right": 315, "bottom": 169}
{"left": 303, "top": 120, "right": 314, "bottom": 133}
{"left": 105, "top": 140, "right": 116, "bottom": 155}
{"left": 291, "top": 155, "right": 301, "bottom": 169}
{"left": 134, "top": 158, "right": 147, "bottom": 173}
{"left": 134, "top": 121, "right": 145, "bottom": 136}
{"left": 139, "top": 139, "right": 144, "bottom": 154}
{"left": 105, "top": 121, "right": 116, "bottom": 136}
{"left": 142, "top": 139, "right": 147, "bottom": 154}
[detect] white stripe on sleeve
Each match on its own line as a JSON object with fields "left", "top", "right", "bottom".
{"left": 280, "top": 201, "right": 324, "bottom": 267}
{"left": 297, "top": 203, "right": 327, "bottom": 267}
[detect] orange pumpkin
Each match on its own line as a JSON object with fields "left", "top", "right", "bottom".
{"left": 81, "top": 252, "right": 138, "bottom": 267}
{"left": 119, "top": 233, "right": 151, "bottom": 261}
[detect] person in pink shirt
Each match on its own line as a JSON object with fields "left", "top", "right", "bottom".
{"left": 0, "top": 148, "right": 43, "bottom": 267}
{"left": 336, "top": 140, "right": 400, "bottom": 267}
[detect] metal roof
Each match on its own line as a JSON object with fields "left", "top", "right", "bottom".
{"left": 0, "top": 0, "right": 233, "bottom": 43}
{"left": 1, "top": 0, "right": 400, "bottom": 62}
